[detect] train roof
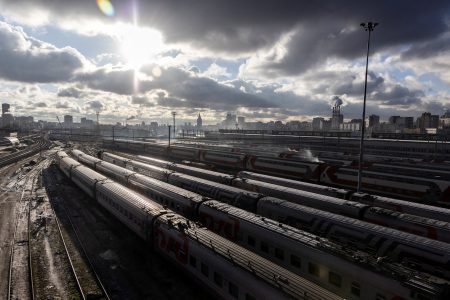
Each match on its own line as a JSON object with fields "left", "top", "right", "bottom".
{"left": 68, "top": 159, "right": 108, "bottom": 181}
{"left": 171, "top": 172, "right": 262, "bottom": 197}
{"left": 98, "top": 180, "right": 163, "bottom": 216}
{"left": 202, "top": 201, "right": 448, "bottom": 287}
{"left": 239, "top": 178, "right": 366, "bottom": 209}
{"left": 158, "top": 213, "right": 342, "bottom": 300}
{"left": 260, "top": 198, "right": 450, "bottom": 254}
{"left": 367, "top": 195, "right": 450, "bottom": 222}
{"left": 98, "top": 160, "right": 136, "bottom": 177}
{"left": 171, "top": 163, "right": 234, "bottom": 179}
{"left": 102, "top": 152, "right": 131, "bottom": 163}
{"left": 239, "top": 171, "right": 344, "bottom": 189}
{"left": 132, "top": 173, "right": 205, "bottom": 203}
{"left": 367, "top": 207, "right": 450, "bottom": 229}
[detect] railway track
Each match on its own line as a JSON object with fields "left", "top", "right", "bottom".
{"left": 44, "top": 165, "right": 111, "bottom": 300}
{"left": 7, "top": 163, "right": 46, "bottom": 300}
{"left": 0, "top": 139, "right": 51, "bottom": 169}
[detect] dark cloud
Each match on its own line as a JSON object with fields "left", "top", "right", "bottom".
{"left": 1, "top": 1, "right": 449, "bottom": 74}
{"left": 85, "top": 100, "right": 104, "bottom": 111}
{"left": 329, "top": 72, "right": 385, "bottom": 96}
{"left": 76, "top": 67, "right": 136, "bottom": 95}
{"left": 371, "top": 84, "right": 424, "bottom": 106}
{"left": 0, "top": 21, "right": 86, "bottom": 83}
{"left": 76, "top": 65, "right": 274, "bottom": 110}
{"left": 34, "top": 101, "right": 47, "bottom": 107}
{"left": 401, "top": 34, "right": 450, "bottom": 60}
{"left": 57, "top": 87, "right": 84, "bottom": 98}
{"left": 131, "top": 95, "right": 155, "bottom": 107}
{"left": 55, "top": 101, "right": 71, "bottom": 109}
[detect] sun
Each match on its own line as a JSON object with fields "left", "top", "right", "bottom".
{"left": 118, "top": 25, "right": 163, "bottom": 69}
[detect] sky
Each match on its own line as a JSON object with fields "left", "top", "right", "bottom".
{"left": 0, "top": 0, "right": 450, "bottom": 125}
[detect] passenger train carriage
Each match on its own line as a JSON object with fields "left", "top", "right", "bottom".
{"left": 93, "top": 151, "right": 450, "bottom": 281}
{"left": 99, "top": 151, "right": 450, "bottom": 243}
{"left": 322, "top": 166, "right": 450, "bottom": 203}
{"left": 68, "top": 150, "right": 450, "bottom": 300}
{"left": 57, "top": 152, "right": 340, "bottom": 300}
{"left": 102, "top": 139, "right": 450, "bottom": 203}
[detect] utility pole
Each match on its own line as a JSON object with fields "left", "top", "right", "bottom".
{"left": 168, "top": 125, "right": 171, "bottom": 147}
{"left": 171, "top": 111, "right": 177, "bottom": 137}
{"left": 357, "top": 21, "right": 378, "bottom": 193}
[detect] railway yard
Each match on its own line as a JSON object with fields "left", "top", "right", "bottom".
{"left": 1, "top": 136, "right": 450, "bottom": 299}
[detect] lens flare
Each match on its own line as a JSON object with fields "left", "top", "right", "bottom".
{"left": 97, "top": 0, "right": 115, "bottom": 17}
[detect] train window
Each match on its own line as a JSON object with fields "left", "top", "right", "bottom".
{"left": 228, "top": 282, "right": 239, "bottom": 299}
{"left": 290, "top": 255, "right": 301, "bottom": 268}
{"left": 214, "top": 272, "right": 223, "bottom": 287}
{"left": 376, "top": 293, "right": 386, "bottom": 300}
{"left": 245, "top": 294, "right": 256, "bottom": 300}
{"left": 328, "top": 272, "right": 341, "bottom": 287}
{"left": 260, "top": 241, "right": 269, "bottom": 253}
{"left": 201, "top": 263, "right": 209, "bottom": 277}
{"left": 275, "top": 248, "right": 284, "bottom": 260}
{"left": 308, "top": 262, "right": 319, "bottom": 277}
{"left": 189, "top": 255, "right": 196, "bottom": 268}
{"left": 351, "top": 282, "right": 360, "bottom": 297}
{"left": 247, "top": 236, "right": 255, "bottom": 247}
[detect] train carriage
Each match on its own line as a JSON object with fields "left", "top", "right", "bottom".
{"left": 199, "top": 150, "right": 246, "bottom": 169}
{"left": 245, "top": 156, "right": 323, "bottom": 181}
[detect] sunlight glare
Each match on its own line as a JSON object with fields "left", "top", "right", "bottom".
{"left": 119, "top": 25, "right": 163, "bottom": 69}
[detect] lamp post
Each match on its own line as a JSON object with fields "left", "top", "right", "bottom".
{"left": 357, "top": 21, "right": 378, "bottom": 193}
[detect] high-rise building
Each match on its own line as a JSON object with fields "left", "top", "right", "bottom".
{"left": 312, "top": 117, "right": 324, "bottom": 131}
{"left": 197, "top": 113, "right": 202, "bottom": 128}
{"left": 430, "top": 115, "right": 440, "bottom": 128}
{"left": 64, "top": 115, "right": 73, "bottom": 126}
{"left": 237, "top": 116, "right": 245, "bottom": 128}
{"left": 223, "top": 113, "right": 237, "bottom": 128}
{"left": 403, "top": 117, "right": 414, "bottom": 129}
{"left": 388, "top": 116, "right": 400, "bottom": 124}
{"left": 368, "top": 115, "right": 380, "bottom": 127}
{"left": 2, "top": 103, "right": 10, "bottom": 116}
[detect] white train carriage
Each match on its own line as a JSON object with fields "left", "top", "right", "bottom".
{"left": 198, "top": 200, "right": 448, "bottom": 300}
{"left": 60, "top": 153, "right": 341, "bottom": 300}
{"left": 232, "top": 178, "right": 365, "bottom": 218}
{"left": 352, "top": 193, "right": 450, "bottom": 223}
{"left": 95, "top": 180, "right": 161, "bottom": 240}
{"left": 129, "top": 173, "right": 206, "bottom": 218}
{"left": 169, "top": 164, "right": 235, "bottom": 185}
{"left": 136, "top": 154, "right": 173, "bottom": 168}
{"left": 101, "top": 152, "right": 131, "bottom": 168}
{"left": 237, "top": 171, "right": 351, "bottom": 199}
{"left": 322, "top": 166, "right": 450, "bottom": 203}
{"left": 245, "top": 156, "right": 323, "bottom": 181}
{"left": 153, "top": 214, "right": 340, "bottom": 300}
{"left": 70, "top": 163, "right": 107, "bottom": 198}
{"left": 123, "top": 160, "right": 173, "bottom": 182}
{"left": 257, "top": 197, "right": 450, "bottom": 280}
{"left": 199, "top": 150, "right": 245, "bottom": 168}
{"left": 96, "top": 160, "right": 136, "bottom": 183}
{"left": 168, "top": 173, "right": 261, "bottom": 212}
{"left": 71, "top": 149, "right": 102, "bottom": 168}
{"left": 57, "top": 155, "right": 75, "bottom": 178}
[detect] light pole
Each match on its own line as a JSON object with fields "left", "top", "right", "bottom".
{"left": 357, "top": 21, "right": 378, "bottom": 193}
{"left": 171, "top": 111, "right": 177, "bottom": 137}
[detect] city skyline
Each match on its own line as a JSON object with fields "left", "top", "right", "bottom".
{"left": 0, "top": 1, "right": 450, "bottom": 124}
